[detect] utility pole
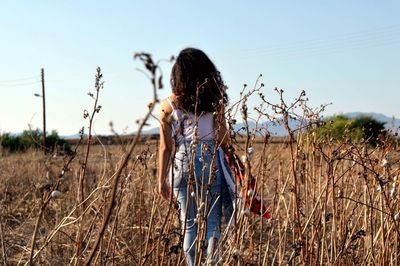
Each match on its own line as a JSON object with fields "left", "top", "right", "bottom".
{"left": 41, "top": 68, "right": 47, "bottom": 154}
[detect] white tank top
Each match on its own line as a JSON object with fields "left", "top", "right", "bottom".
{"left": 166, "top": 97, "right": 215, "bottom": 143}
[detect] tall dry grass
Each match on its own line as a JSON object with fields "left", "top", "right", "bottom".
{"left": 0, "top": 53, "right": 399, "bottom": 265}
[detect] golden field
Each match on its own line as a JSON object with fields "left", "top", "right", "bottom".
{"left": 1, "top": 133, "right": 399, "bottom": 265}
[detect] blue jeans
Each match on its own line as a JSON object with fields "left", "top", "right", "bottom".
{"left": 172, "top": 141, "right": 222, "bottom": 265}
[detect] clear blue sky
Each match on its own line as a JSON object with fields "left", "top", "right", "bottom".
{"left": 1, "top": 1, "right": 399, "bottom": 135}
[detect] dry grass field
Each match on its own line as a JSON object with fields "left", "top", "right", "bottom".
{"left": 1, "top": 133, "right": 399, "bottom": 265}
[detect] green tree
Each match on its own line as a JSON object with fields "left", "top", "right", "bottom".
{"left": 0, "top": 129, "right": 71, "bottom": 153}
{"left": 0, "top": 133, "right": 22, "bottom": 152}
{"left": 316, "top": 115, "right": 385, "bottom": 146}
{"left": 46, "top": 130, "right": 72, "bottom": 153}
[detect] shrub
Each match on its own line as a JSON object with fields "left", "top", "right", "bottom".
{"left": 0, "top": 129, "right": 71, "bottom": 153}
{"left": 0, "top": 133, "right": 23, "bottom": 152}
{"left": 46, "top": 130, "right": 72, "bottom": 153}
{"left": 316, "top": 115, "right": 385, "bottom": 146}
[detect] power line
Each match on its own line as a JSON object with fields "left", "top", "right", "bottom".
{"left": 239, "top": 24, "right": 400, "bottom": 60}
{"left": 0, "top": 75, "right": 39, "bottom": 84}
{"left": 260, "top": 35, "right": 400, "bottom": 61}
{"left": 0, "top": 81, "right": 40, "bottom": 87}
{"left": 243, "top": 25, "right": 400, "bottom": 53}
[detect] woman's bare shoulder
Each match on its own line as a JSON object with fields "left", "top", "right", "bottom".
{"left": 160, "top": 95, "right": 174, "bottom": 117}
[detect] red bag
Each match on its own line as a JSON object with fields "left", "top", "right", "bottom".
{"left": 231, "top": 153, "right": 271, "bottom": 220}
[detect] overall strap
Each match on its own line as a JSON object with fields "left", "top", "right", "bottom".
{"left": 166, "top": 97, "right": 176, "bottom": 111}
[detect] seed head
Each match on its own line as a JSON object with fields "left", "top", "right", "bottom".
{"left": 60, "top": 170, "right": 68, "bottom": 181}
{"left": 390, "top": 187, "right": 397, "bottom": 198}
{"left": 232, "top": 248, "right": 242, "bottom": 257}
{"left": 194, "top": 213, "right": 202, "bottom": 224}
{"left": 241, "top": 208, "right": 250, "bottom": 217}
{"left": 247, "top": 147, "right": 254, "bottom": 156}
{"left": 198, "top": 202, "right": 205, "bottom": 212}
{"left": 206, "top": 258, "right": 217, "bottom": 266}
{"left": 247, "top": 189, "right": 255, "bottom": 197}
{"left": 51, "top": 190, "right": 62, "bottom": 199}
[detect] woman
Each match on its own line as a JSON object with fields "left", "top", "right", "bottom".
{"left": 158, "top": 48, "right": 233, "bottom": 265}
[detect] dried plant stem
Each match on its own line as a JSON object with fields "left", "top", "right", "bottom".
{"left": 25, "top": 193, "right": 100, "bottom": 264}
{"left": 142, "top": 195, "right": 157, "bottom": 265}
{"left": 0, "top": 222, "right": 6, "bottom": 266}
{"left": 27, "top": 140, "right": 82, "bottom": 265}
{"left": 138, "top": 185, "right": 143, "bottom": 264}
{"left": 74, "top": 67, "right": 103, "bottom": 263}
{"left": 28, "top": 198, "right": 47, "bottom": 265}
{"left": 104, "top": 196, "right": 121, "bottom": 261}
{"left": 83, "top": 55, "right": 159, "bottom": 265}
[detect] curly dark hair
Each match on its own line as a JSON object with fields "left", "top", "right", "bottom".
{"left": 170, "top": 48, "right": 227, "bottom": 115}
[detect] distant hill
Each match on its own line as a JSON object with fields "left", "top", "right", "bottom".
{"left": 343, "top": 112, "right": 400, "bottom": 131}
{"left": 131, "top": 118, "right": 302, "bottom": 137}
{"left": 231, "top": 112, "right": 400, "bottom": 136}
{"left": 140, "top": 126, "right": 162, "bottom": 135}
{"left": 63, "top": 133, "right": 82, "bottom": 140}
{"left": 60, "top": 112, "right": 400, "bottom": 139}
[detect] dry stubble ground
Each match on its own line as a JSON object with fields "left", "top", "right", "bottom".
{"left": 1, "top": 136, "right": 399, "bottom": 265}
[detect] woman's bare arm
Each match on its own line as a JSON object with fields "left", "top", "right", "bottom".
{"left": 158, "top": 99, "right": 173, "bottom": 199}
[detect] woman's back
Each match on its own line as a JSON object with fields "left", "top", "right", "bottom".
{"left": 166, "top": 96, "right": 215, "bottom": 143}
